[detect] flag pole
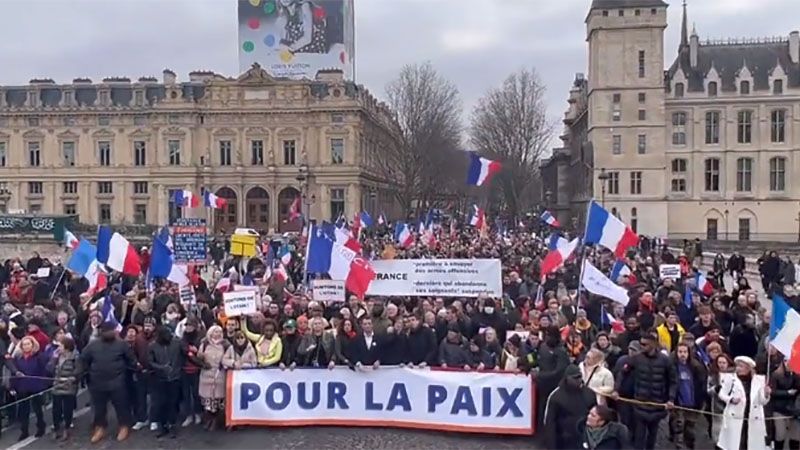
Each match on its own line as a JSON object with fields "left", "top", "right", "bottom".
{"left": 48, "top": 267, "right": 68, "bottom": 301}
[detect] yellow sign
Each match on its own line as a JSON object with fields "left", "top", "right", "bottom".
{"left": 231, "top": 234, "right": 258, "bottom": 257}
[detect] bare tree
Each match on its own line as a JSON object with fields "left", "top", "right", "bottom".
{"left": 379, "top": 62, "right": 463, "bottom": 215}
{"left": 470, "top": 68, "right": 554, "bottom": 216}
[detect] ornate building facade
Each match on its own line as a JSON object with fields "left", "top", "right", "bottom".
{"left": 546, "top": 0, "right": 800, "bottom": 241}
{"left": 0, "top": 64, "right": 401, "bottom": 232}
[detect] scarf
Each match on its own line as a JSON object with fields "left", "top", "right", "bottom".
{"left": 585, "top": 423, "right": 610, "bottom": 449}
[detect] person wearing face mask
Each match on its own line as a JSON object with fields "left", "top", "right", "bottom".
{"left": 472, "top": 299, "right": 508, "bottom": 343}
{"left": 179, "top": 318, "right": 204, "bottom": 428}
{"left": 542, "top": 364, "right": 597, "bottom": 449}
{"left": 536, "top": 326, "right": 570, "bottom": 427}
{"left": 148, "top": 326, "right": 184, "bottom": 439}
{"left": 80, "top": 321, "right": 136, "bottom": 443}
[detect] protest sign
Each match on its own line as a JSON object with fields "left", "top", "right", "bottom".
{"left": 223, "top": 290, "right": 257, "bottom": 317}
{"left": 311, "top": 280, "right": 345, "bottom": 302}
{"left": 227, "top": 367, "right": 533, "bottom": 435}
{"left": 171, "top": 218, "right": 207, "bottom": 263}
{"left": 179, "top": 285, "right": 196, "bottom": 307}
{"left": 506, "top": 330, "right": 530, "bottom": 342}
{"left": 659, "top": 264, "right": 681, "bottom": 280}
{"left": 366, "top": 259, "right": 502, "bottom": 297}
{"left": 36, "top": 267, "right": 50, "bottom": 278}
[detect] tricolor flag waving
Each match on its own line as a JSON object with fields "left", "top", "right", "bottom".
{"left": 466, "top": 153, "right": 501, "bottom": 187}
{"left": 96, "top": 226, "right": 141, "bottom": 276}
{"left": 203, "top": 190, "right": 227, "bottom": 209}
{"left": 63, "top": 229, "right": 79, "bottom": 250}
{"left": 695, "top": 271, "right": 714, "bottom": 296}
{"left": 770, "top": 294, "right": 800, "bottom": 373}
{"left": 469, "top": 205, "right": 486, "bottom": 229}
{"left": 305, "top": 222, "right": 376, "bottom": 298}
{"left": 584, "top": 201, "right": 639, "bottom": 258}
{"left": 540, "top": 210, "right": 560, "bottom": 228}
{"left": 173, "top": 190, "right": 199, "bottom": 208}
{"left": 394, "top": 222, "right": 415, "bottom": 248}
{"left": 540, "top": 237, "right": 579, "bottom": 280}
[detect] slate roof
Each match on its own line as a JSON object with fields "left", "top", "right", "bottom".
{"left": 2, "top": 82, "right": 205, "bottom": 107}
{"left": 667, "top": 41, "right": 800, "bottom": 93}
{"left": 590, "top": 0, "right": 668, "bottom": 9}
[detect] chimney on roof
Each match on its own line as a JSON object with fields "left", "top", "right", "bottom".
{"left": 690, "top": 26, "right": 699, "bottom": 69}
{"left": 790, "top": 31, "right": 799, "bottom": 64}
{"left": 163, "top": 69, "right": 176, "bottom": 85}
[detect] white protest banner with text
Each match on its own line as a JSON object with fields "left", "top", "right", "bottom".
{"left": 659, "top": 264, "right": 681, "bottom": 280}
{"left": 311, "top": 280, "right": 346, "bottom": 302}
{"left": 223, "top": 290, "right": 257, "bottom": 317}
{"left": 179, "top": 285, "right": 196, "bottom": 307}
{"left": 36, "top": 267, "right": 50, "bottom": 278}
{"left": 366, "top": 259, "right": 502, "bottom": 297}
{"left": 227, "top": 367, "right": 533, "bottom": 435}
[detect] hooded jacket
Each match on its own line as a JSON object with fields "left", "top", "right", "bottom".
{"left": 148, "top": 328, "right": 184, "bottom": 382}
{"left": 543, "top": 374, "right": 597, "bottom": 449}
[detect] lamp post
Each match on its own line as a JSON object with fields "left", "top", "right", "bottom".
{"left": 295, "top": 163, "right": 315, "bottom": 223}
{"left": 724, "top": 209, "right": 729, "bottom": 241}
{"left": 370, "top": 190, "right": 377, "bottom": 216}
{"left": 597, "top": 168, "right": 610, "bottom": 207}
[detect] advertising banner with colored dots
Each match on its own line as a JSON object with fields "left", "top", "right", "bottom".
{"left": 238, "top": 0, "right": 355, "bottom": 80}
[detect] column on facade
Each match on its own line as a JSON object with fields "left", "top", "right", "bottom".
{"left": 81, "top": 181, "right": 93, "bottom": 224}
{"left": 47, "top": 182, "right": 57, "bottom": 215}
{"left": 347, "top": 183, "right": 359, "bottom": 220}
{"left": 156, "top": 183, "right": 167, "bottom": 226}
{"left": 238, "top": 184, "right": 246, "bottom": 226}
{"left": 318, "top": 185, "right": 330, "bottom": 223}
{"left": 117, "top": 180, "right": 126, "bottom": 224}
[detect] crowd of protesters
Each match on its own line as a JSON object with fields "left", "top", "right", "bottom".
{"left": 0, "top": 218, "right": 796, "bottom": 450}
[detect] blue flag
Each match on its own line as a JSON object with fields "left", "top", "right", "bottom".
{"left": 305, "top": 222, "right": 335, "bottom": 274}
{"left": 771, "top": 294, "right": 791, "bottom": 340}
{"left": 66, "top": 239, "right": 97, "bottom": 276}
{"left": 359, "top": 211, "right": 374, "bottom": 228}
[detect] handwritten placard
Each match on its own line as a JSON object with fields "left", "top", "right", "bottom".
{"left": 172, "top": 218, "right": 208, "bottom": 264}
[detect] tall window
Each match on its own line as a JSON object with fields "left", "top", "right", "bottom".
{"left": 62, "top": 141, "right": 75, "bottom": 167}
{"left": 705, "top": 111, "right": 720, "bottom": 144}
{"left": 672, "top": 112, "right": 687, "bottom": 145}
{"left": 331, "top": 138, "right": 344, "bottom": 164}
{"left": 134, "top": 141, "right": 146, "bottom": 166}
{"left": 98, "top": 141, "right": 112, "bottom": 166}
{"left": 740, "top": 81, "right": 750, "bottom": 95}
{"left": 63, "top": 182, "right": 77, "bottom": 194}
{"left": 638, "top": 50, "right": 645, "bottom": 78}
{"left": 630, "top": 208, "right": 638, "bottom": 233}
{"left": 736, "top": 157, "right": 753, "bottom": 192}
{"left": 706, "top": 219, "right": 718, "bottom": 240}
{"left": 133, "top": 181, "right": 148, "bottom": 195}
{"left": 219, "top": 140, "right": 232, "bottom": 166}
{"left": 638, "top": 109, "right": 646, "bottom": 121}
{"left": 774, "top": 79, "right": 784, "bottom": 95}
{"left": 28, "top": 182, "right": 43, "bottom": 195}
{"left": 738, "top": 218, "right": 751, "bottom": 241}
{"left": 99, "top": 203, "right": 112, "bottom": 223}
{"left": 330, "top": 188, "right": 345, "bottom": 221}
{"left": 168, "top": 140, "right": 181, "bottom": 165}
{"left": 771, "top": 109, "right": 786, "bottom": 143}
{"left": 0, "top": 142, "right": 6, "bottom": 167}
{"left": 637, "top": 134, "right": 647, "bottom": 154}
{"left": 607, "top": 171, "right": 620, "bottom": 195}
{"left": 671, "top": 159, "right": 687, "bottom": 193}
{"left": 134, "top": 91, "right": 144, "bottom": 107}
{"left": 674, "top": 83, "right": 684, "bottom": 98}
{"left": 630, "top": 171, "right": 642, "bottom": 195}
{"left": 737, "top": 110, "right": 752, "bottom": 144}
{"left": 708, "top": 82, "right": 718, "bottom": 97}
{"left": 770, "top": 156, "right": 786, "bottom": 191}
{"left": 63, "top": 204, "right": 76, "bottom": 216}
{"left": 283, "top": 140, "right": 296, "bottom": 165}
{"left": 612, "top": 135, "right": 622, "bottom": 155}
{"left": 28, "top": 142, "right": 41, "bottom": 167}
{"left": 97, "top": 181, "right": 113, "bottom": 195}
{"left": 251, "top": 140, "right": 264, "bottom": 165}
{"left": 704, "top": 158, "right": 720, "bottom": 192}
{"left": 134, "top": 204, "right": 147, "bottom": 224}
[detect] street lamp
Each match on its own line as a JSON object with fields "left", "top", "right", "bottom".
{"left": 597, "top": 168, "right": 610, "bottom": 206}
{"left": 296, "top": 163, "right": 315, "bottom": 221}
{"left": 724, "top": 209, "right": 729, "bottom": 241}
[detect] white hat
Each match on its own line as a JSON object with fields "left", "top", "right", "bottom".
{"left": 734, "top": 356, "right": 756, "bottom": 369}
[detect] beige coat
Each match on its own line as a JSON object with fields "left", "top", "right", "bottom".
{"left": 197, "top": 338, "right": 228, "bottom": 400}
{"left": 222, "top": 344, "right": 257, "bottom": 370}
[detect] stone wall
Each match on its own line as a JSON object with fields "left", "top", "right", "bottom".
{"left": 0, "top": 237, "right": 64, "bottom": 260}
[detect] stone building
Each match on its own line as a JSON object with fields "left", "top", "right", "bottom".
{"left": 0, "top": 64, "right": 401, "bottom": 233}
{"left": 547, "top": 0, "right": 800, "bottom": 241}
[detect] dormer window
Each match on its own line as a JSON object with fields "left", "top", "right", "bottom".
{"left": 27, "top": 91, "right": 38, "bottom": 107}
{"left": 740, "top": 81, "right": 750, "bottom": 95}
{"left": 618, "top": 9, "right": 624, "bottom": 16}
{"left": 134, "top": 90, "right": 144, "bottom": 107}
{"left": 99, "top": 90, "right": 110, "bottom": 106}
{"left": 674, "top": 83, "right": 684, "bottom": 98}
{"left": 708, "top": 82, "right": 718, "bottom": 97}
{"left": 774, "top": 79, "right": 783, "bottom": 95}
{"left": 63, "top": 90, "right": 74, "bottom": 106}
{"left": 602, "top": 10, "right": 608, "bottom": 16}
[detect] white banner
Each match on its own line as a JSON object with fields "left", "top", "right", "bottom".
{"left": 227, "top": 367, "right": 533, "bottom": 435}
{"left": 312, "top": 280, "right": 345, "bottom": 303}
{"left": 366, "top": 259, "right": 502, "bottom": 297}
{"left": 179, "top": 285, "right": 196, "bottom": 307}
{"left": 659, "top": 264, "right": 681, "bottom": 280}
{"left": 581, "top": 261, "right": 629, "bottom": 306}
{"left": 223, "top": 290, "right": 257, "bottom": 317}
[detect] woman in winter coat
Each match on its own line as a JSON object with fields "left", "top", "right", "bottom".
{"left": 334, "top": 318, "right": 358, "bottom": 366}
{"left": 47, "top": 336, "right": 80, "bottom": 441}
{"left": 11, "top": 336, "right": 49, "bottom": 440}
{"left": 707, "top": 353, "right": 734, "bottom": 443}
{"left": 222, "top": 331, "right": 257, "bottom": 370}
{"left": 579, "top": 348, "right": 615, "bottom": 405}
{"left": 197, "top": 325, "right": 228, "bottom": 431}
{"left": 717, "top": 356, "right": 770, "bottom": 450}
{"left": 576, "top": 405, "right": 631, "bottom": 450}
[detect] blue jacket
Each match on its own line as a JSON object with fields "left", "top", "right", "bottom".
{"left": 12, "top": 352, "right": 51, "bottom": 394}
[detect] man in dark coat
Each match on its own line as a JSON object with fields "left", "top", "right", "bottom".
{"left": 80, "top": 321, "right": 137, "bottom": 443}
{"left": 535, "top": 326, "right": 569, "bottom": 427}
{"left": 543, "top": 364, "right": 597, "bottom": 449}
{"left": 148, "top": 326, "right": 184, "bottom": 438}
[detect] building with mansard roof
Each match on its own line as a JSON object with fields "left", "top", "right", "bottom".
{"left": 0, "top": 64, "right": 402, "bottom": 232}
{"left": 542, "top": 0, "right": 800, "bottom": 241}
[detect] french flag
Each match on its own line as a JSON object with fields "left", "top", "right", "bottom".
{"left": 377, "top": 214, "right": 386, "bottom": 226}
{"left": 394, "top": 222, "right": 415, "bottom": 248}
{"left": 63, "top": 229, "right": 79, "bottom": 250}
{"left": 421, "top": 223, "right": 437, "bottom": 248}
{"left": 547, "top": 233, "right": 567, "bottom": 251}
{"left": 695, "top": 272, "right": 714, "bottom": 296}
{"left": 100, "top": 293, "right": 122, "bottom": 333}
{"left": 540, "top": 237, "right": 579, "bottom": 279}
{"left": 96, "top": 226, "right": 141, "bottom": 276}
{"left": 771, "top": 295, "right": 800, "bottom": 373}
{"left": 584, "top": 201, "right": 639, "bottom": 258}
{"left": 466, "top": 153, "right": 501, "bottom": 187}
{"left": 149, "top": 228, "right": 190, "bottom": 286}
{"left": 173, "top": 189, "right": 199, "bottom": 208}
{"left": 469, "top": 205, "right": 485, "bottom": 228}
{"left": 203, "top": 190, "right": 227, "bottom": 209}
{"left": 601, "top": 304, "right": 625, "bottom": 333}
{"left": 288, "top": 196, "right": 302, "bottom": 221}
{"left": 278, "top": 245, "right": 292, "bottom": 265}
{"left": 610, "top": 259, "right": 631, "bottom": 282}
{"left": 359, "top": 211, "right": 373, "bottom": 228}
{"left": 66, "top": 239, "right": 107, "bottom": 295}
{"left": 306, "top": 222, "right": 376, "bottom": 298}
{"left": 540, "top": 210, "right": 560, "bottom": 227}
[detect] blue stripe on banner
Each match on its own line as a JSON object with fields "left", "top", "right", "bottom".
{"left": 584, "top": 201, "right": 608, "bottom": 245}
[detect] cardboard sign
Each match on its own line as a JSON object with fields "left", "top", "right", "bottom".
{"left": 506, "top": 330, "right": 530, "bottom": 342}
{"left": 35, "top": 267, "right": 50, "bottom": 278}
{"left": 311, "top": 280, "right": 345, "bottom": 302}
{"left": 179, "top": 285, "right": 196, "bottom": 307}
{"left": 659, "top": 264, "right": 681, "bottom": 280}
{"left": 223, "top": 290, "right": 257, "bottom": 317}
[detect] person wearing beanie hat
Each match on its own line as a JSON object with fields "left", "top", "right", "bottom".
{"left": 438, "top": 321, "right": 470, "bottom": 368}
{"left": 543, "top": 363, "right": 597, "bottom": 449}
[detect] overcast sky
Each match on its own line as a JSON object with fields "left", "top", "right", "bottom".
{"left": 0, "top": 0, "right": 796, "bottom": 148}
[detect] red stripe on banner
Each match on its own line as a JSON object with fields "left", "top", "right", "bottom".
{"left": 224, "top": 417, "right": 533, "bottom": 435}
